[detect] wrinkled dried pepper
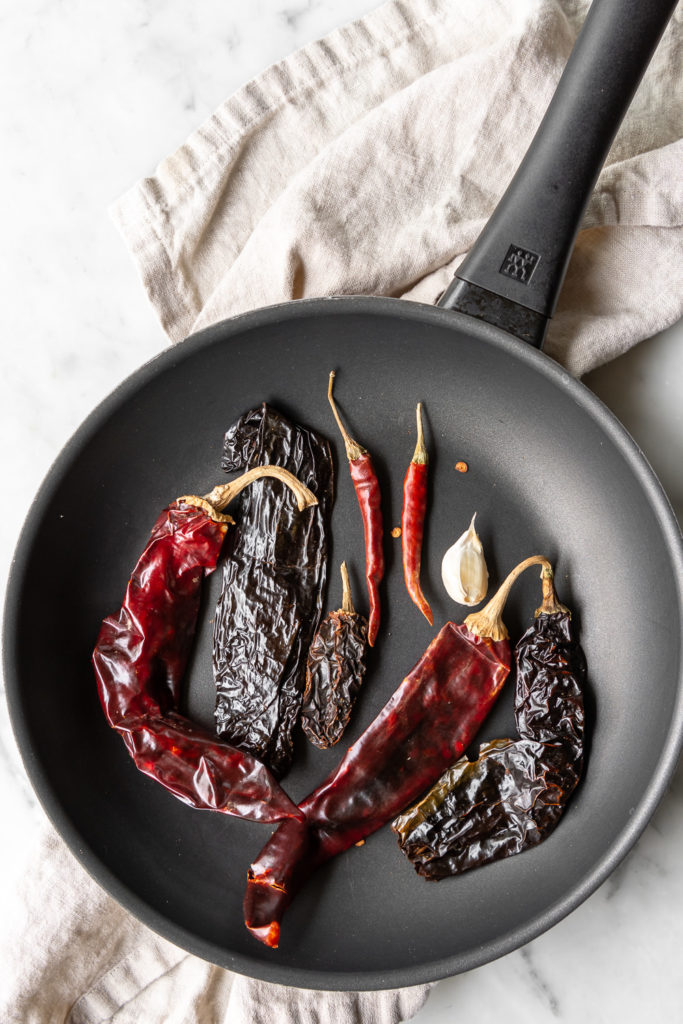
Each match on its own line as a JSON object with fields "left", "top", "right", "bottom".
{"left": 212, "top": 404, "right": 333, "bottom": 777}
{"left": 92, "top": 466, "right": 317, "bottom": 824}
{"left": 392, "top": 567, "right": 586, "bottom": 878}
{"left": 243, "top": 555, "right": 550, "bottom": 946}
{"left": 301, "top": 561, "right": 368, "bottom": 749}
{"left": 327, "top": 372, "right": 384, "bottom": 647}
{"left": 402, "top": 402, "right": 433, "bottom": 625}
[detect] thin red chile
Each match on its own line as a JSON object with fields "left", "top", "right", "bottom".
{"left": 327, "top": 372, "right": 384, "bottom": 646}
{"left": 349, "top": 455, "right": 383, "bottom": 646}
{"left": 402, "top": 402, "right": 433, "bottom": 625}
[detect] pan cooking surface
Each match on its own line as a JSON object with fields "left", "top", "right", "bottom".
{"left": 5, "top": 298, "right": 682, "bottom": 988}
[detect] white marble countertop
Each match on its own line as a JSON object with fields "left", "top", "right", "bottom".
{"left": 1, "top": 2, "right": 681, "bottom": 1020}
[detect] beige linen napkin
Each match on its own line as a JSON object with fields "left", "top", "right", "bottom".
{"left": 1, "top": 829, "right": 427, "bottom": 1024}
{"left": 112, "top": 0, "right": 682, "bottom": 377}
{"left": 3, "top": 1, "right": 681, "bottom": 1022}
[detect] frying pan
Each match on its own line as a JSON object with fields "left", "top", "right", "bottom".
{"left": 4, "top": 0, "right": 682, "bottom": 992}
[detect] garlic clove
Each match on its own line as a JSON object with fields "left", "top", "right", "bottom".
{"left": 441, "top": 514, "right": 489, "bottom": 606}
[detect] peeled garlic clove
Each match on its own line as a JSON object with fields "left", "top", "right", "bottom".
{"left": 441, "top": 514, "right": 489, "bottom": 606}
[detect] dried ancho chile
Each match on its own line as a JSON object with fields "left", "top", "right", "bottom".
{"left": 243, "top": 555, "right": 549, "bottom": 948}
{"left": 301, "top": 561, "right": 368, "bottom": 749}
{"left": 92, "top": 466, "right": 317, "bottom": 824}
{"left": 392, "top": 565, "right": 586, "bottom": 878}
{"left": 212, "top": 404, "right": 333, "bottom": 777}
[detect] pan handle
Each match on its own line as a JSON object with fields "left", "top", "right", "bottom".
{"left": 437, "top": 0, "right": 678, "bottom": 348}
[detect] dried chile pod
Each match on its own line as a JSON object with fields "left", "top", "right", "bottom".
{"left": 92, "top": 466, "right": 317, "bottom": 824}
{"left": 212, "top": 404, "right": 333, "bottom": 777}
{"left": 243, "top": 556, "right": 551, "bottom": 948}
{"left": 402, "top": 402, "right": 433, "bottom": 625}
{"left": 515, "top": 570, "right": 585, "bottom": 760}
{"left": 327, "top": 372, "right": 384, "bottom": 646}
{"left": 392, "top": 565, "right": 586, "bottom": 879}
{"left": 301, "top": 562, "right": 368, "bottom": 749}
{"left": 391, "top": 738, "right": 581, "bottom": 879}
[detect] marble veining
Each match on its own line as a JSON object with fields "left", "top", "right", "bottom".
{"left": 1, "top": 1, "right": 681, "bottom": 1021}
{"left": 518, "top": 948, "right": 561, "bottom": 1018}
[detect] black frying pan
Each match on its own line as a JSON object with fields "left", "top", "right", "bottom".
{"left": 4, "top": 0, "right": 682, "bottom": 991}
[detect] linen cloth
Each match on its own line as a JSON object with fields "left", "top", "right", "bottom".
{"left": 3, "top": 1, "right": 681, "bottom": 1022}
{"left": 111, "top": 0, "right": 682, "bottom": 377}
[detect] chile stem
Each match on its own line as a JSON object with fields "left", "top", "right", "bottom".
{"left": 339, "top": 561, "right": 355, "bottom": 614}
{"left": 412, "top": 403, "right": 428, "bottom": 465}
{"left": 465, "top": 555, "right": 553, "bottom": 641}
{"left": 328, "top": 372, "right": 367, "bottom": 462}
{"left": 179, "top": 465, "right": 319, "bottom": 521}
{"left": 535, "top": 564, "right": 571, "bottom": 618}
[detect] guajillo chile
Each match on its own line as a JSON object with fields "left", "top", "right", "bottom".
{"left": 92, "top": 465, "right": 317, "bottom": 825}
{"left": 402, "top": 402, "right": 433, "bottom": 625}
{"left": 393, "top": 565, "right": 586, "bottom": 878}
{"left": 327, "top": 372, "right": 383, "bottom": 646}
{"left": 243, "top": 555, "right": 549, "bottom": 946}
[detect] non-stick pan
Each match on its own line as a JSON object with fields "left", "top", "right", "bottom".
{"left": 4, "top": 0, "right": 682, "bottom": 991}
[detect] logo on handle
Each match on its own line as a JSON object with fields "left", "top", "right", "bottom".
{"left": 500, "top": 245, "right": 540, "bottom": 285}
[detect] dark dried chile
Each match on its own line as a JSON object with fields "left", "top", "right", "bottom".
{"left": 212, "top": 404, "right": 333, "bottom": 777}
{"left": 301, "top": 561, "right": 368, "bottom": 749}
{"left": 402, "top": 402, "right": 433, "bottom": 625}
{"left": 243, "top": 556, "right": 549, "bottom": 947}
{"left": 327, "top": 372, "right": 384, "bottom": 647}
{"left": 92, "top": 467, "right": 317, "bottom": 824}
{"left": 392, "top": 568, "right": 586, "bottom": 878}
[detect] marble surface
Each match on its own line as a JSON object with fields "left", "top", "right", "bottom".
{"left": 1, "top": 1, "right": 681, "bottom": 1020}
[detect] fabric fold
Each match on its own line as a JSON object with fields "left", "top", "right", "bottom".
{"left": 111, "top": 0, "right": 682, "bottom": 376}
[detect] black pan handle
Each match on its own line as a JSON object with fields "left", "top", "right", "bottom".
{"left": 437, "top": 0, "right": 678, "bottom": 348}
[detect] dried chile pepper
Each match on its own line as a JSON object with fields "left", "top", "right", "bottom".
{"left": 392, "top": 566, "right": 586, "bottom": 878}
{"left": 243, "top": 555, "right": 550, "bottom": 947}
{"left": 92, "top": 466, "right": 317, "bottom": 823}
{"left": 402, "top": 402, "right": 433, "bottom": 625}
{"left": 300, "top": 562, "right": 368, "bottom": 749}
{"left": 515, "top": 571, "right": 584, "bottom": 759}
{"left": 327, "top": 372, "right": 384, "bottom": 647}
{"left": 212, "top": 404, "right": 333, "bottom": 777}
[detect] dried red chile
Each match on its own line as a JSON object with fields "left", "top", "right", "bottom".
{"left": 392, "top": 573, "right": 586, "bottom": 879}
{"left": 327, "top": 373, "right": 384, "bottom": 646}
{"left": 244, "top": 621, "right": 511, "bottom": 946}
{"left": 301, "top": 562, "right": 368, "bottom": 749}
{"left": 212, "top": 404, "right": 333, "bottom": 777}
{"left": 402, "top": 403, "right": 433, "bottom": 625}
{"left": 242, "top": 558, "right": 556, "bottom": 947}
{"left": 92, "top": 487, "right": 310, "bottom": 824}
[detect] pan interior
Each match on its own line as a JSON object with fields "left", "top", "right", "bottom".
{"left": 5, "top": 299, "right": 682, "bottom": 988}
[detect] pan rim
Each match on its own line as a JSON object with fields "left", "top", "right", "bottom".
{"left": 3, "top": 294, "right": 683, "bottom": 990}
